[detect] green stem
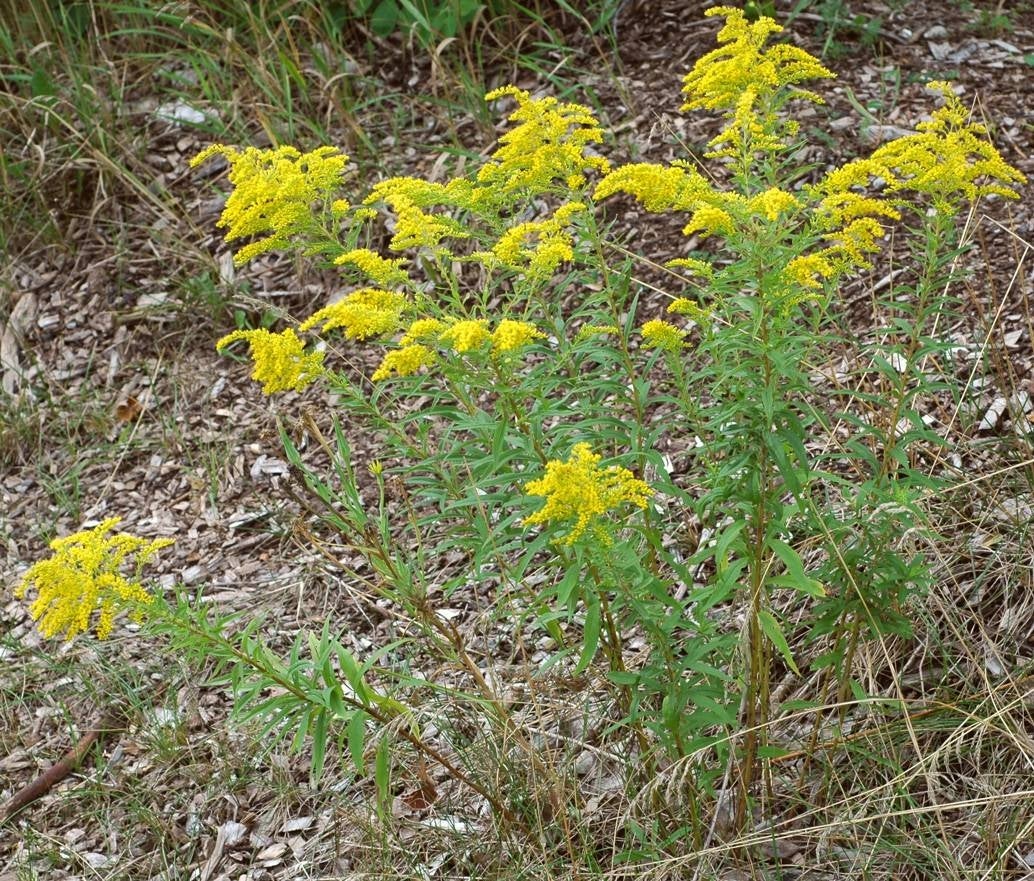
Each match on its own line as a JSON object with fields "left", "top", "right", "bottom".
{"left": 586, "top": 561, "right": 655, "bottom": 775}
{"left": 156, "top": 604, "right": 524, "bottom": 829}
{"left": 736, "top": 262, "right": 779, "bottom": 831}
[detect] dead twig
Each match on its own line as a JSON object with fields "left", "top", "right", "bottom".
{"left": 1, "top": 708, "right": 126, "bottom": 824}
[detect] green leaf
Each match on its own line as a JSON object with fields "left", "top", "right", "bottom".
{"left": 849, "top": 678, "right": 867, "bottom": 704}
{"left": 328, "top": 684, "right": 346, "bottom": 718}
{"left": 713, "top": 520, "right": 746, "bottom": 573}
{"left": 769, "top": 538, "right": 825, "bottom": 597}
{"left": 370, "top": 0, "right": 399, "bottom": 36}
{"left": 311, "top": 709, "right": 329, "bottom": 782}
{"left": 347, "top": 711, "right": 367, "bottom": 774}
{"left": 765, "top": 433, "right": 800, "bottom": 495}
{"left": 291, "top": 707, "right": 313, "bottom": 753}
{"left": 430, "top": 4, "right": 458, "bottom": 37}
{"left": 371, "top": 695, "right": 416, "bottom": 735}
{"left": 556, "top": 564, "right": 581, "bottom": 608}
{"left": 374, "top": 736, "right": 391, "bottom": 809}
{"left": 534, "top": 608, "right": 567, "bottom": 645}
{"left": 758, "top": 609, "right": 799, "bottom": 675}
{"left": 396, "top": 0, "right": 432, "bottom": 31}
{"left": 336, "top": 643, "right": 373, "bottom": 705}
{"left": 30, "top": 66, "right": 56, "bottom": 98}
{"left": 661, "top": 692, "right": 682, "bottom": 728}
{"left": 780, "top": 698, "right": 825, "bottom": 712}
{"left": 575, "top": 596, "right": 601, "bottom": 675}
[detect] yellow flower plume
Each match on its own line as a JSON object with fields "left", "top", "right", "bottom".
{"left": 492, "top": 320, "right": 546, "bottom": 353}
{"left": 575, "top": 325, "right": 621, "bottom": 341}
{"left": 440, "top": 320, "right": 491, "bottom": 353}
{"left": 681, "top": 6, "right": 833, "bottom": 159}
{"left": 400, "top": 318, "right": 447, "bottom": 345}
{"left": 362, "top": 178, "right": 471, "bottom": 253}
{"left": 216, "top": 328, "right": 325, "bottom": 394}
{"left": 524, "top": 443, "right": 652, "bottom": 545}
{"left": 641, "top": 319, "right": 687, "bottom": 352}
{"left": 481, "top": 202, "right": 585, "bottom": 281}
{"left": 16, "top": 518, "right": 172, "bottom": 640}
{"left": 334, "top": 249, "right": 410, "bottom": 287}
{"left": 749, "top": 187, "right": 799, "bottom": 221}
{"left": 595, "top": 162, "right": 716, "bottom": 212}
{"left": 371, "top": 344, "right": 437, "bottom": 381}
{"left": 480, "top": 86, "right": 611, "bottom": 198}
{"left": 300, "top": 289, "right": 408, "bottom": 340}
{"left": 191, "top": 144, "right": 347, "bottom": 265}
{"left": 868, "top": 81, "right": 1026, "bottom": 213}
{"left": 783, "top": 254, "right": 833, "bottom": 289}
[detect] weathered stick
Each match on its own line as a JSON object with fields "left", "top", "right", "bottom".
{"left": 1, "top": 709, "right": 125, "bottom": 823}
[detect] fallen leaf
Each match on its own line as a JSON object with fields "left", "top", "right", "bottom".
{"left": 115, "top": 395, "right": 142, "bottom": 423}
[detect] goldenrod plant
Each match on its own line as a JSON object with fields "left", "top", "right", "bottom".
{"left": 15, "top": 4, "right": 1024, "bottom": 854}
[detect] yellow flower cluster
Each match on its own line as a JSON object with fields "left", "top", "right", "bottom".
{"left": 480, "top": 86, "right": 611, "bottom": 197}
{"left": 749, "top": 187, "right": 800, "bottom": 221}
{"left": 216, "top": 328, "right": 325, "bottom": 394}
{"left": 823, "top": 217, "right": 888, "bottom": 271}
{"left": 803, "top": 166, "right": 899, "bottom": 272}
{"left": 524, "top": 443, "right": 652, "bottom": 545}
{"left": 366, "top": 176, "right": 450, "bottom": 208}
{"left": 364, "top": 176, "right": 491, "bottom": 216}
{"left": 480, "top": 202, "right": 585, "bottom": 280}
{"left": 16, "top": 518, "right": 171, "bottom": 640}
{"left": 371, "top": 344, "right": 437, "bottom": 381}
{"left": 357, "top": 177, "right": 473, "bottom": 254}
{"left": 371, "top": 317, "right": 545, "bottom": 381}
{"left": 668, "top": 297, "right": 712, "bottom": 325}
{"left": 596, "top": 165, "right": 795, "bottom": 242}
{"left": 598, "top": 52, "right": 1022, "bottom": 291}
{"left": 350, "top": 88, "right": 610, "bottom": 269}
{"left": 575, "top": 325, "right": 621, "bottom": 341}
{"left": 300, "top": 289, "right": 409, "bottom": 340}
{"left": 682, "top": 6, "right": 833, "bottom": 159}
{"left": 437, "top": 318, "right": 544, "bottom": 355}
{"left": 400, "top": 318, "right": 447, "bottom": 345}
{"left": 191, "top": 145, "right": 348, "bottom": 265}
{"left": 334, "top": 249, "right": 410, "bottom": 287}
{"left": 805, "top": 163, "right": 902, "bottom": 272}
{"left": 439, "top": 319, "right": 491, "bottom": 353}
{"left": 802, "top": 83, "right": 1024, "bottom": 273}
{"left": 390, "top": 198, "right": 470, "bottom": 252}
{"left": 492, "top": 319, "right": 548, "bottom": 353}
{"left": 782, "top": 254, "right": 833, "bottom": 289}
{"left": 666, "top": 257, "right": 714, "bottom": 279}
{"left": 684, "top": 204, "right": 737, "bottom": 238}
{"left": 593, "top": 162, "right": 711, "bottom": 211}
{"left": 641, "top": 319, "right": 686, "bottom": 352}
{"left": 868, "top": 81, "right": 1026, "bottom": 213}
